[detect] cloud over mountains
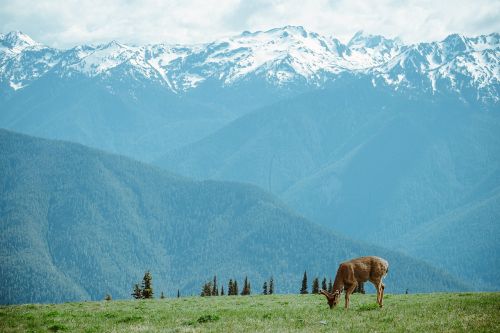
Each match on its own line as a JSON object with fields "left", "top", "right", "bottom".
{"left": 0, "top": 0, "right": 499, "bottom": 47}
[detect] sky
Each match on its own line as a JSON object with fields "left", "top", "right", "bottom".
{"left": 0, "top": 0, "right": 499, "bottom": 47}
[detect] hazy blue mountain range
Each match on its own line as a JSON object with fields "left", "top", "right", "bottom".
{"left": 158, "top": 82, "right": 500, "bottom": 290}
{"left": 0, "top": 27, "right": 499, "bottom": 302}
{"left": 0, "top": 129, "right": 468, "bottom": 304}
{"left": 0, "top": 28, "right": 498, "bottom": 161}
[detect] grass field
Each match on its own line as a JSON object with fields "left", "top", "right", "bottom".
{"left": 1, "top": 293, "right": 499, "bottom": 332}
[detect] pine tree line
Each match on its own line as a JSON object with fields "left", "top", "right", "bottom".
{"left": 131, "top": 271, "right": 364, "bottom": 299}
{"left": 200, "top": 275, "right": 275, "bottom": 297}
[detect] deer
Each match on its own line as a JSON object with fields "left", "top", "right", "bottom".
{"left": 320, "top": 256, "right": 389, "bottom": 309}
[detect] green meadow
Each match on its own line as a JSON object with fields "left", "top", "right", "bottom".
{"left": 1, "top": 293, "right": 499, "bottom": 332}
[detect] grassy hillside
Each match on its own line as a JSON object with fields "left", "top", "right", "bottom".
{"left": 0, "top": 129, "right": 468, "bottom": 304}
{"left": 1, "top": 293, "right": 499, "bottom": 332}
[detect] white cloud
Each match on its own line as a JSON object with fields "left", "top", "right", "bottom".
{"left": 0, "top": 0, "right": 498, "bottom": 47}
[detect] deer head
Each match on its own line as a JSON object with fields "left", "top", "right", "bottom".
{"left": 320, "top": 289, "right": 341, "bottom": 309}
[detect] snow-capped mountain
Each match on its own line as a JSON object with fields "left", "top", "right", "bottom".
{"left": 0, "top": 27, "right": 498, "bottom": 162}
{"left": 0, "top": 31, "right": 61, "bottom": 90}
{"left": 1, "top": 27, "right": 498, "bottom": 103}
{"left": 371, "top": 33, "right": 500, "bottom": 102}
{"left": 0, "top": 31, "right": 40, "bottom": 52}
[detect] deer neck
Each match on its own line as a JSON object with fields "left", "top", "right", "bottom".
{"left": 332, "top": 274, "right": 344, "bottom": 294}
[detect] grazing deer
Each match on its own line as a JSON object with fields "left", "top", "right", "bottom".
{"left": 320, "top": 256, "right": 389, "bottom": 309}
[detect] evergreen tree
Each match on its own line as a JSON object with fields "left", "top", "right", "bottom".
{"left": 242, "top": 276, "right": 249, "bottom": 295}
{"left": 206, "top": 282, "right": 213, "bottom": 296}
{"left": 141, "top": 271, "right": 154, "bottom": 299}
{"left": 132, "top": 283, "right": 142, "bottom": 299}
{"left": 263, "top": 281, "right": 268, "bottom": 295}
{"left": 269, "top": 277, "right": 274, "bottom": 295}
{"left": 228, "top": 279, "right": 234, "bottom": 296}
{"left": 212, "top": 276, "right": 218, "bottom": 296}
{"left": 300, "top": 271, "right": 308, "bottom": 294}
{"left": 160, "top": 291, "right": 165, "bottom": 299}
{"left": 312, "top": 277, "right": 319, "bottom": 294}
{"left": 221, "top": 285, "right": 225, "bottom": 296}
{"left": 234, "top": 280, "right": 239, "bottom": 295}
{"left": 248, "top": 282, "right": 251, "bottom": 295}
{"left": 328, "top": 279, "right": 333, "bottom": 293}
{"left": 201, "top": 282, "right": 212, "bottom": 297}
{"left": 177, "top": 289, "right": 180, "bottom": 298}
{"left": 322, "top": 278, "right": 327, "bottom": 291}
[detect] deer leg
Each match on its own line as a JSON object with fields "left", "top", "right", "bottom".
{"left": 379, "top": 283, "right": 385, "bottom": 308}
{"left": 344, "top": 283, "right": 357, "bottom": 309}
{"left": 372, "top": 280, "right": 381, "bottom": 306}
{"left": 376, "top": 290, "right": 380, "bottom": 305}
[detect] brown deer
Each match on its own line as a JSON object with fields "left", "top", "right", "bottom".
{"left": 320, "top": 256, "right": 389, "bottom": 309}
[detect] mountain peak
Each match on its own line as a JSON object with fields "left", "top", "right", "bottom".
{"left": 442, "top": 33, "right": 469, "bottom": 52}
{"left": 349, "top": 30, "right": 365, "bottom": 40}
{"left": 1, "top": 31, "right": 39, "bottom": 50}
{"left": 97, "top": 40, "right": 128, "bottom": 50}
{"left": 266, "top": 25, "right": 308, "bottom": 38}
{"left": 348, "top": 30, "right": 399, "bottom": 49}
{"left": 237, "top": 26, "right": 309, "bottom": 39}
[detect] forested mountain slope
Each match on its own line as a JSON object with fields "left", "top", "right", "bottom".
{"left": 158, "top": 83, "right": 500, "bottom": 290}
{"left": 0, "top": 129, "right": 468, "bottom": 304}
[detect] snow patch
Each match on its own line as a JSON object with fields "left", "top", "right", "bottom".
{"left": 181, "top": 74, "right": 205, "bottom": 89}
{"left": 9, "top": 81, "right": 24, "bottom": 90}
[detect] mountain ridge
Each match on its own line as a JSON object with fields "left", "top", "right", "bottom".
{"left": 1, "top": 27, "right": 498, "bottom": 104}
{"left": 1, "top": 27, "right": 497, "bottom": 162}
